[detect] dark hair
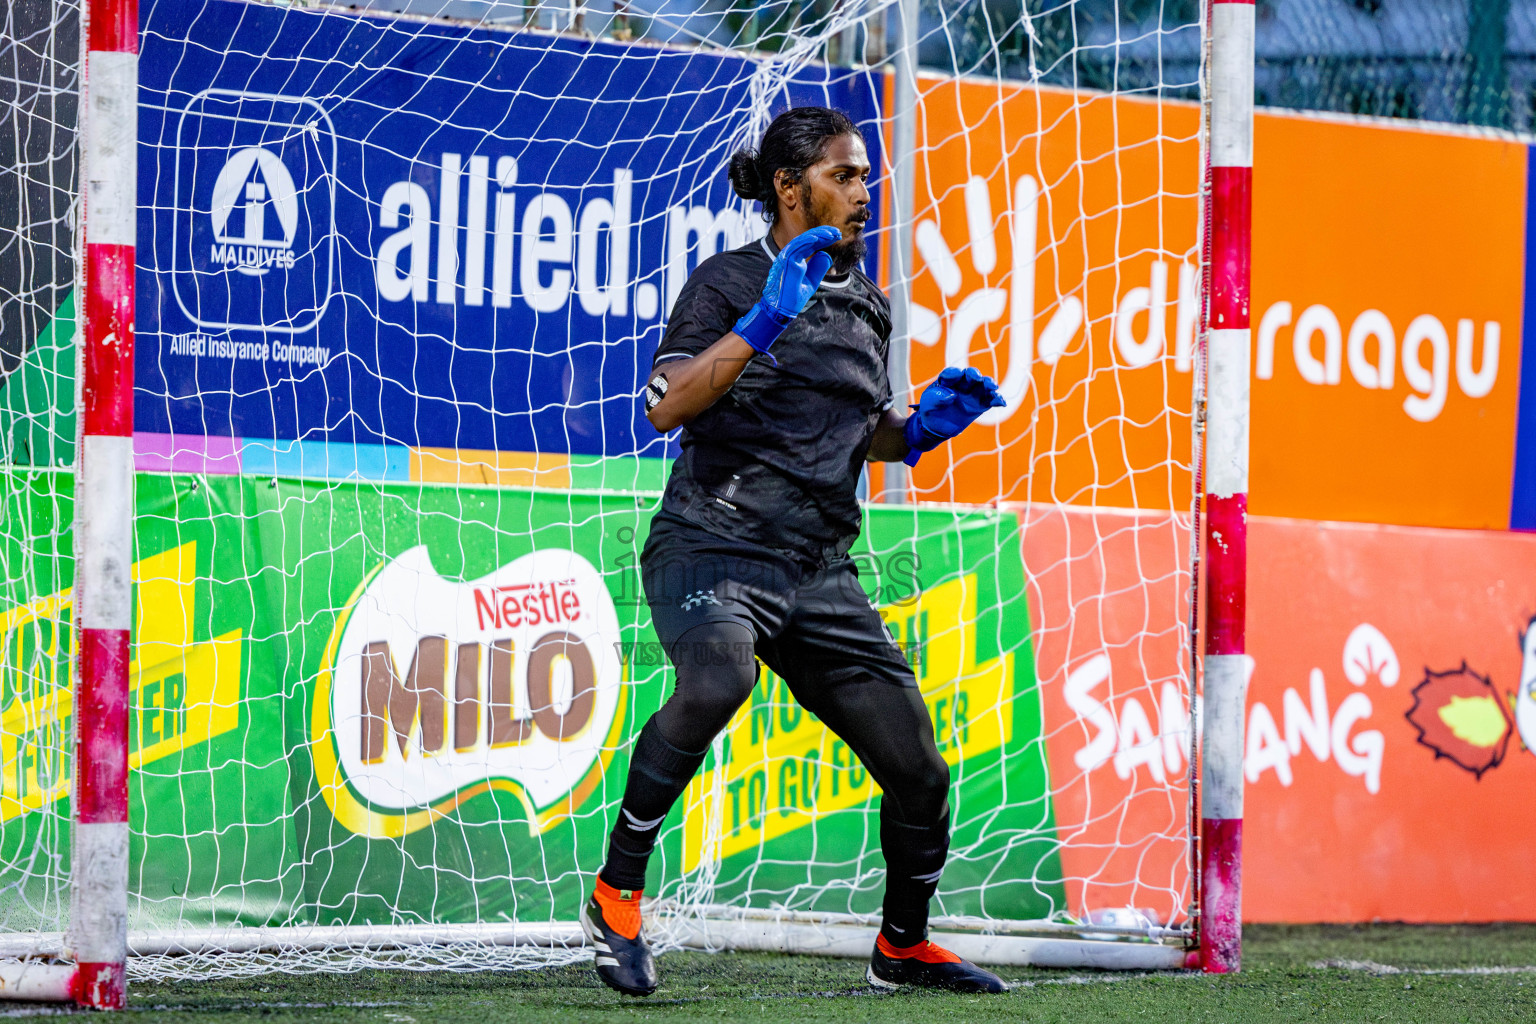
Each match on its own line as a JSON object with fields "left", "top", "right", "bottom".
{"left": 728, "top": 106, "right": 861, "bottom": 222}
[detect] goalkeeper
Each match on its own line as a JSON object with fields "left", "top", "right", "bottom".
{"left": 584, "top": 106, "right": 1006, "bottom": 997}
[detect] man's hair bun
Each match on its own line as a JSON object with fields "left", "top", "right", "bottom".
{"left": 731, "top": 107, "right": 860, "bottom": 223}
{"left": 728, "top": 148, "right": 766, "bottom": 201}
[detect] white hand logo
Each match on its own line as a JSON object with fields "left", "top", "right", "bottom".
{"left": 912, "top": 175, "right": 1084, "bottom": 425}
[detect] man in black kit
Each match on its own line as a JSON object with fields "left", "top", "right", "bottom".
{"left": 582, "top": 107, "right": 1007, "bottom": 996}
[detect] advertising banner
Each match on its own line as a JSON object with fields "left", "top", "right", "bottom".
{"left": 1027, "top": 503, "right": 1536, "bottom": 923}
{"left": 0, "top": 472, "right": 1058, "bottom": 931}
{"left": 0, "top": 3, "right": 1487, "bottom": 529}
{"left": 1247, "top": 115, "right": 1526, "bottom": 531}
{"left": 10, "top": 478, "right": 1531, "bottom": 928}
{"left": 1017, "top": 503, "right": 1192, "bottom": 922}
{"left": 904, "top": 77, "right": 1201, "bottom": 516}
{"left": 911, "top": 75, "right": 1527, "bottom": 531}
{"left": 1242, "top": 514, "right": 1536, "bottom": 922}
{"left": 135, "top": 0, "right": 881, "bottom": 468}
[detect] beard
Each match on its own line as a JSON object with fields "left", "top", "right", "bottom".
{"left": 805, "top": 187, "right": 870, "bottom": 274}
{"left": 828, "top": 232, "right": 867, "bottom": 275}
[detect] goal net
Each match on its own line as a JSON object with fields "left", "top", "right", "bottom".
{"left": 0, "top": 0, "right": 1205, "bottom": 983}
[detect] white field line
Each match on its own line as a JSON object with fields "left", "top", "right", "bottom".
{"left": 1011, "top": 961, "right": 1536, "bottom": 989}
{"left": 1011, "top": 970, "right": 1204, "bottom": 988}
{"left": 1312, "top": 959, "right": 1536, "bottom": 976}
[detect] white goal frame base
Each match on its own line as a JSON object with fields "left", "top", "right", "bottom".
{"left": 0, "top": 960, "right": 76, "bottom": 1001}
{"left": 675, "top": 920, "right": 1188, "bottom": 969}
{"left": 0, "top": 912, "right": 1189, "bottom": 998}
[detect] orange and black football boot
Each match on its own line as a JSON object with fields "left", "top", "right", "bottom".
{"left": 867, "top": 934, "right": 1007, "bottom": 993}
{"left": 581, "top": 878, "right": 657, "bottom": 996}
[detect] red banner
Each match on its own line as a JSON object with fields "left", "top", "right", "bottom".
{"left": 1243, "top": 514, "right": 1536, "bottom": 922}
{"left": 1025, "top": 505, "right": 1536, "bottom": 923}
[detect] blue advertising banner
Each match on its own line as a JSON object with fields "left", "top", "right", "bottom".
{"left": 137, "top": 0, "right": 883, "bottom": 462}
{"left": 1510, "top": 143, "right": 1536, "bottom": 530}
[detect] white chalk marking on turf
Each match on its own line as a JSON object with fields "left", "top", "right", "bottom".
{"left": 1312, "top": 958, "right": 1536, "bottom": 976}
{"left": 1010, "top": 970, "right": 1203, "bottom": 989}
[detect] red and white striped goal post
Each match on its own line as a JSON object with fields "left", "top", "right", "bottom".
{"left": 1198, "top": 0, "right": 1255, "bottom": 976}
{"left": 0, "top": 0, "right": 141, "bottom": 1008}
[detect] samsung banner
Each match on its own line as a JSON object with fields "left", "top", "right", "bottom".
{"left": 137, "top": 0, "right": 883, "bottom": 459}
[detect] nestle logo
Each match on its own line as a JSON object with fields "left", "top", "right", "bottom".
{"left": 471, "top": 580, "right": 583, "bottom": 631}
{"left": 316, "top": 545, "right": 623, "bottom": 837}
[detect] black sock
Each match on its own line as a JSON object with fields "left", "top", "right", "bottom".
{"left": 878, "top": 805, "right": 950, "bottom": 947}
{"left": 599, "top": 716, "right": 709, "bottom": 892}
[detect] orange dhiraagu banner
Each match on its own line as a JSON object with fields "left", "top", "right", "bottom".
{"left": 1249, "top": 114, "right": 1526, "bottom": 529}
{"left": 906, "top": 74, "right": 1201, "bottom": 513}
{"left": 913, "top": 76, "right": 1526, "bottom": 529}
{"left": 1026, "top": 503, "right": 1536, "bottom": 923}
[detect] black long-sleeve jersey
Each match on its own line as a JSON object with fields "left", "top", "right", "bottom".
{"left": 649, "top": 233, "right": 894, "bottom": 565}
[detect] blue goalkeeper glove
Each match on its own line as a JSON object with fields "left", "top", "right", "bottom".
{"left": 732, "top": 226, "right": 842, "bottom": 365}
{"left": 902, "top": 366, "right": 1006, "bottom": 467}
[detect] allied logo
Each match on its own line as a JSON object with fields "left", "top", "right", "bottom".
{"left": 312, "top": 546, "right": 626, "bottom": 838}
{"left": 208, "top": 147, "right": 300, "bottom": 276}
{"left": 172, "top": 90, "right": 336, "bottom": 333}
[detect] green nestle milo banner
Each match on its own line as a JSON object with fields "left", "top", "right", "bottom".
{"left": 0, "top": 470, "right": 1062, "bottom": 933}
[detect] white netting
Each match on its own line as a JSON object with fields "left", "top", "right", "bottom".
{"left": 0, "top": 0, "right": 1202, "bottom": 979}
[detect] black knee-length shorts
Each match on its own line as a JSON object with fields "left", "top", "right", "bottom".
{"left": 640, "top": 510, "right": 917, "bottom": 693}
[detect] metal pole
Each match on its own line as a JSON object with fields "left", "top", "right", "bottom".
{"left": 71, "top": 0, "right": 138, "bottom": 1008}
{"left": 1465, "top": 0, "right": 1509, "bottom": 128}
{"left": 1198, "top": 0, "right": 1253, "bottom": 976}
{"left": 885, "top": 0, "right": 917, "bottom": 503}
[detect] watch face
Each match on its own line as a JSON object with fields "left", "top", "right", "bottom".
{"left": 644, "top": 372, "right": 669, "bottom": 411}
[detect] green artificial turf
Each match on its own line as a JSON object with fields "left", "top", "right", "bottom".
{"left": 6, "top": 924, "right": 1535, "bottom": 1022}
